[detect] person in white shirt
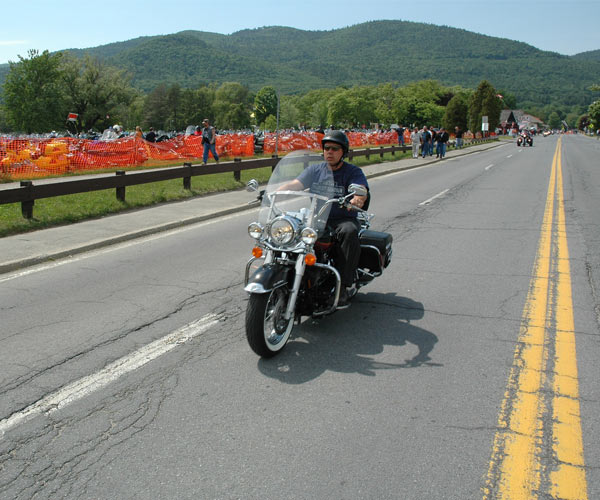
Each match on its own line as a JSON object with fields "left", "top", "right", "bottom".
{"left": 410, "top": 127, "right": 420, "bottom": 158}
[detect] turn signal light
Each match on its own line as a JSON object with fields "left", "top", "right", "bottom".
{"left": 305, "top": 253, "right": 316, "bottom": 266}
{"left": 252, "top": 247, "right": 263, "bottom": 258}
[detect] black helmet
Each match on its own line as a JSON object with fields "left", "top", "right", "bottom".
{"left": 321, "top": 130, "right": 349, "bottom": 156}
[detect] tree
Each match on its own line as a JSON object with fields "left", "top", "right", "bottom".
{"left": 346, "top": 86, "right": 378, "bottom": 126}
{"left": 588, "top": 100, "right": 600, "bottom": 131}
{"left": 576, "top": 114, "right": 590, "bottom": 130}
{"left": 213, "top": 82, "right": 252, "bottom": 129}
{"left": 123, "top": 95, "right": 145, "bottom": 130}
{"left": 0, "top": 107, "right": 9, "bottom": 132}
{"left": 165, "top": 84, "right": 182, "bottom": 130}
{"left": 374, "top": 83, "right": 397, "bottom": 125}
{"left": 565, "top": 112, "right": 579, "bottom": 129}
{"left": 547, "top": 111, "right": 562, "bottom": 130}
{"left": 143, "top": 84, "right": 170, "bottom": 129}
{"left": 391, "top": 80, "right": 450, "bottom": 127}
{"left": 279, "top": 96, "right": 300, "bottom": 129}
{"left": 179, "top": 85, "right": 216, "bottom": 128}
{"left": 496, "top": 90, "right": 517, "bottom": 109}
{"left": 254, "top": 86, "right": 278, "bottom": 126}
{"left": 296, "top": 89, "right": 337, "bottom": 128}
{"left": 264, "top": 115, "right": 277, "bottom": 131}
{"left": 327, "top": 92, "right": 352, "bottom": 127}
{"left": 3, "top": 50, "right": 65, "bottom": 133}
{"left": 443, "top": 93, "right": 469, "bottom": 131}
{"left": 468, "top": 80, "right": 502, "bottom": 132}
{"left": 61, "top": 54, "right": 136, "bottom": 131}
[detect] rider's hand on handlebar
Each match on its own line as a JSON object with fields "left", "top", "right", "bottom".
{"left": 348, "top": 195, "right": 367, "bottom": 211}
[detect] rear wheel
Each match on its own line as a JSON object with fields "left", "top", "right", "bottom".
{"left": 246, "top": 288, "right": 294, "bottom": 357}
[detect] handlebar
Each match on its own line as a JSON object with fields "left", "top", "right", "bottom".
{"left": 316, "top": 193, "right": 371, "bottom": 219}
{"left": 247, "top": 189, "right": 265, "bottom": 205}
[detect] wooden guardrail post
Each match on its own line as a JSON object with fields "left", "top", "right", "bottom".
{"left": 183, "top": 162, "right": 192, "bottom": 190}
{"left": 234, "top": 158, "right": 242, "bottom": 181}
{"left": 379, "top": 146, "right": 385, "bottom": 159}
{"left": 20, "top": 181, "right": 34, "bottom": 219}
{"left": 116, "top": 171, "right": 126, "bottom": 202}
{"left": 365, "top": 148, "right": 371, "bottom": 160}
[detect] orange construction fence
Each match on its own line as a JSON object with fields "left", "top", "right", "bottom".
{"left": 0, "top": 130, "right": 406, "bottom": 180}
{"left": 0, "top": 133, "right": 255, "bottom": 179}
{"left": 262, "top": 129, "right": 405, "bottom": 153}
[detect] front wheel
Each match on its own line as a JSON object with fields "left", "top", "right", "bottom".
{"left": 246, "top": 288, "right": 294, "bottom": 357}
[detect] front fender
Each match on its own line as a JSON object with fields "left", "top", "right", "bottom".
{"left": 244, "top": 264, "right": 291, "bottom": 294}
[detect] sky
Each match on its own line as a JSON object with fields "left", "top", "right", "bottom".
{"left": 1, "top": 0, "right": 598, "bottom": 65}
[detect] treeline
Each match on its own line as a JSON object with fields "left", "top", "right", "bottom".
{"left": 0, "top": 50, "right": 592, "bottom": 135}
{"left": 61, "top": 22, "right": 599, "bottom": 111}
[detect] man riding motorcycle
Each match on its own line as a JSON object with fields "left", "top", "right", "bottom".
{"left": 277, "top": 130, "right": 369, "bottom": 307}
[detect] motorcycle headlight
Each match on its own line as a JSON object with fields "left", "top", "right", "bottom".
{"left": 268, "top": 217, "right": 297, "bottom": 245}
{"left": 248, "top": 222, "right": 263, "bottom": 240}
{"left": 301, "top": 227, "right": 318, "bottom": 245}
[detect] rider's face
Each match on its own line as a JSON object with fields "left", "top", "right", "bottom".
{"left": 323, "top": 142, "right": 344, "bottom": 166}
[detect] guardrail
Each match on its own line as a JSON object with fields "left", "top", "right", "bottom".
{"left": 0, "top": 139, "right": 495, "bottom": 219}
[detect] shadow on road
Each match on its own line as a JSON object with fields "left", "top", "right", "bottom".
{"left": 257, "top": 292, "right": 441, "bottom": 384}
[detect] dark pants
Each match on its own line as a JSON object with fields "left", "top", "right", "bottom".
{"left": 329, "top": 218, "right": 361, "bottom": 287}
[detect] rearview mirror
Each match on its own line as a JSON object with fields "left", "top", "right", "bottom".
{"left": 349, "top": 184, "right": 368, "bottom": 197}
{"left": 246, "top": 179, "right": 259, "bottom": 192}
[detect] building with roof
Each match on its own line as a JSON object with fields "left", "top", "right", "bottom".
{"left": 500, "top": 110, "right": 546, "bottom": 132}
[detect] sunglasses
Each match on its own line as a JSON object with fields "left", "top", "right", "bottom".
{"left": 323, "top": 145, "right": 342, "bottom": 151}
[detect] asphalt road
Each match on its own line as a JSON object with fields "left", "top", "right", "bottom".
{"left": 0, "top": 134, "right": 598, "bottom": 499}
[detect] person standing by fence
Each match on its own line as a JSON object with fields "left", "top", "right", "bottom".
{"left": 421, "top": 126, "right": 431, "bottom": 158}
{"left": 411, "top": 127, "right": 420, "bottom": 158}
{"left": 396, "top": 125, "right": 405, "bottom": 147}
{"left": 455, "top": 126, "right": 463, "bottom": 149}
{"left": 201, "top": 119, "right": 219, "bottom": 165}
{"left": 436, "top": 127, "right": 449, "bottom": 158}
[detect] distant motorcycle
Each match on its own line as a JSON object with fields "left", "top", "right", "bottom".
{"left": 517, "top": 133, "right": 533, "bottom": 147}
{"left": 243, "top": 151, "right": 393, "bottom": 357}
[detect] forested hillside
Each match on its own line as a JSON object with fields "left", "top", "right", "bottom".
{"left": 573, "top": 49, "right": 600, "bottom": 61}
{"left": 1, "top": 20, "right": 598, "bottom": 108}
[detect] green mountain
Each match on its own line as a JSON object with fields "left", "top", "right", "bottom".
{"left": 572, "top": 49, "right": 600, "bottom": 62}
{"left": 1, "top": 21, "right": 598, "bottom": 107}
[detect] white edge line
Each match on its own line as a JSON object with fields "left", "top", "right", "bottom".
{"left": 0, "top": 313, "right": 220, "bottom": 438}
{"left": 419, "top": 189, "right": 449, "bottom": 206}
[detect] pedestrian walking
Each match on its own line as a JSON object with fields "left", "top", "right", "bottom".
{"left": 201, "top": 119, "right": 219, "bottom": 165}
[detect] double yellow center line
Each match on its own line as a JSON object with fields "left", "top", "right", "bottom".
{"left": 483, "top": 138, "right": 588, "bottom": 499}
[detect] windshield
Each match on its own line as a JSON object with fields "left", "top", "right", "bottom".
{"left": 259, "top": 150, "right": 334, "bottom": 236}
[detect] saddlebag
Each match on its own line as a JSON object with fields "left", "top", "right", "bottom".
{"left": 358, "top": 229, "right": 393, "bottom": 274}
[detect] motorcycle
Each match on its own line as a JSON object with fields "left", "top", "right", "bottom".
{"left": 243, "top": 151, "right": 393, "bottom": 357}
{"left": 517, "top": 133, "right": 533, "bottom": 147}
